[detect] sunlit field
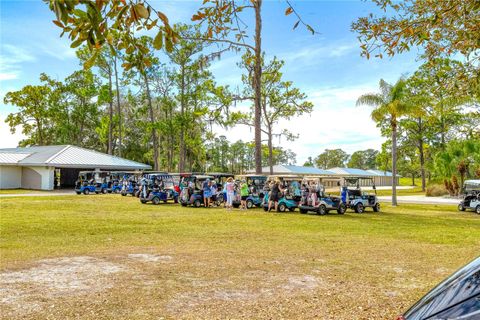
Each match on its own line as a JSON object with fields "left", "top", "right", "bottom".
{"left": 1, "top": 195, "right": 478, "bottom": 319}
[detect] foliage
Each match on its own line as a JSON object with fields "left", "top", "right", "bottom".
{"left": 347, "top": 149, "right": 378, "bottom": 169}
{"left": 315, "top": 149, "right": 349, "bottom": 169}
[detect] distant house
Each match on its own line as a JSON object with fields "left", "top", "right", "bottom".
{"left": 0, "top": 145, "right": 151, "bottom": 190}
{"left": 248, "top": 165, "right": 398, "bottom": 187}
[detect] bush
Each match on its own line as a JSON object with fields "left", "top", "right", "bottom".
{"left": 426, "top": 184, "right": 449, "bottom": 197}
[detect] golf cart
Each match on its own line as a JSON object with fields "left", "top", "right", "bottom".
{"left": 342, "top": 177, "right": 380, "bottom": 213}
{"left": 298, "top": 177, "right": 346, "bottom": 215}
{"left": 207, "top": 173, "right": 235, "bottom": 205}
{"left": 139, "top": 173, "right": 179, "bottom": 205}
{"left": 232, "top": 174, "right": 268, "bottom": 209}
{"left": 262, "top": 175, "right": 303, "bottom": 212}
{"left": 74, "top": 171, "right": 110, "bottom": 195}
{"left": 458, "top": 180, "right": 480, "bottom": 214}
{"left": 179, "top": 175, "right": 214, "bottom": 207}
{"left": 120, "top": 172, "right": 142, "bottom": 197}
{"left": 108, "top": 171, "right": 128, "bottom": 193}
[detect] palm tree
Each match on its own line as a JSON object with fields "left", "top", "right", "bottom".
{"left": 356, "top": 78, "right": 411, "bottom": 206}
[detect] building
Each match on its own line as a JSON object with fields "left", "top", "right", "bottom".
{"left": 327, "top": 167, "right": 398, "bottom": 186}
{"left": 249, "top": 165, "right": 398, "bottom": 187}
{"left": 0, "top": 145, "right": 151, "bottom": 190}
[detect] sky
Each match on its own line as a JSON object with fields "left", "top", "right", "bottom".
{"left": 0, "top": 0, "right": 423, "bottom": 164}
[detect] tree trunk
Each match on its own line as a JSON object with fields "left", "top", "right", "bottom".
{"left": 143, "top": 72, "right": 159, "bottom": 171}
{"left": 107, "top": 69, "right": 114, "bottom": 155}
{"left": 419, "top": 142, "right": 426, "bottom": 192}
{"left": 113, "top": 56, "right": 122, "bottom": 157}
{"left": 178, "top": 65, "right": 186, "bottom": 173}
{"left": 411, "top": 174, "right": 415, "bottom": 186}
{"left": 391, "top": 120, "right": 398, "bottom": 206}
{"left": 267, "top": 126, "right": 273, "bottom": 175}
{"left": 253, "top": 0, "right": 263, "bottom": 174}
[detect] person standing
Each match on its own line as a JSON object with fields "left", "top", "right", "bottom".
{"left": 203, "top": 179, "right": 212, "bottom": 207}
{"left": 240, "top": 180, "right": 249, "bottom": 210}
{"left": 268, "top": 179, "right": 283, "bottom": 212}
{"left": 225, "top": 177, "right": 235, "bottom": 211}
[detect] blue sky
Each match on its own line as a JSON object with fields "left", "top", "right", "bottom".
{"left": 0, "top": 0, "right": 422, "bottom": 163}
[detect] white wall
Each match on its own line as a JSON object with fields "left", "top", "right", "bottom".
{"left": 0, "top": 166, "right": 22, "bottom": 189}
{"left": 21, "top": 166, "right": 55, "bottom": 190}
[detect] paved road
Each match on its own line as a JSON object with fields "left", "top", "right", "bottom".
{"left": 378, "top": 195, "right": 459, "bottom": 205}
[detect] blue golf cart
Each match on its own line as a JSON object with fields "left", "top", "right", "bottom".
{"left": 262, "top": 175, "right": 302, "bottom": 212}
{"left": 74, "top": 171, "right": 110, "bottom": 195}
{"left": 342, "top": 177, "right": 380, "bottom": 213}
{"left": 298, "top": 177, "right": 346, "bottom": 215}
{"left": 108, "top": 171, "right": 126, "bottom": 193}
{"left": 120, "top": 172, "right": 142, "bottom": 197}
{"left": 139, "top": 173, "right": 179, "bottom": 205}
{"left": 179, "top": 175, "right": 214, "bottom": 207}
{"left": 233, "top": 174, "right": 267, "bottom": 209}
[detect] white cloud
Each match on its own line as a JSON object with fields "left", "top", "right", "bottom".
{"left": 214, "top": 83, "right": 386, "bottom": 164}
{"left": 0, "top": 44, "right": 36, "bottom": 81}
{"left": 0, "top": 115, "right": 25, "bottom": 148}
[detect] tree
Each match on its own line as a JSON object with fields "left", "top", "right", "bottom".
{"left": 303, "top": 156, "right": 314, "bottom": 167}
{"left": 347, "top": 149, "right": 379, "bottom": 169}
{"left": 352, "top": 1, "right": 480, "bottom": 63}
{"left": 356, "top": 79, "right": 411, "bottom": 206}
{"left": 237, "top": 53, "right": 313, "bottom": 174}
{"left": 315, "top": 149, "right": 349, "bottom": 169}
{"left": 4, "top": 81, "right": 52, "bottom": 146}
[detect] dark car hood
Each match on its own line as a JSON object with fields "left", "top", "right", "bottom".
{"left": 404, "top": 257, "right": 480, "bottom": 319}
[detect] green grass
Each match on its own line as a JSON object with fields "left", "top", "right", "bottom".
{"left": 1, "top": 195, "right": 479, "bottom": 319}
{"left": 399, "top": 177, "right": 421, "bottom": 186}
{"left": 0, "top": 189, "right": 49, "bottom": 195}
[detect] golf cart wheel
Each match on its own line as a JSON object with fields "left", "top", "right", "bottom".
{"left": 278, "top": 203, "right": 286, "bottom": 212}
{"left": 152, "top": 197, "right": 160, "bottom": 205}
{"left": 114, "top": 188, "right": 120, "bottom": 194}
{"left": 174, "top": 197, "right": 178, "bottom": 203}
{"left": 246, "top": 200, "right": 253, "bottom": 209}
{"left": 458, "top": 204, "right": 466, "bottom": 211}
{"left": 102, "top": 188, "right": 107, "bottom": 194}
{"left": 355, "top": 203, "right": 364, "bottom": 214}
{"left": 288, "top": 208, "right": 295, "bottom": 212}
{"left": 263, "top": 206, "right": 268, "bottom": 212}
{"left": 373, "top": 203, "right": 380, "bottom": 212}
{"left": 140, "top": 200, "right": 147, "bottom": 204}
{"left": 76, "top": 191, "right": 81, "bottom": 195}
{"left": 317, "top": 204, "right": 327, "bottom": 215}
{"left": 193, "top": 199, "right": 202, "bottom": 207}
{"left": 299, "top": 208, "right": 307, "bottom": 214}
{"left": 337, "top": 204, "right": 346, "bottom": 214}
{"left": 121, "top": 192, "right": 126, "bottom": 197}
{"left": 83, "top": 189, "right": 90, "bottom": 195}
{"left": 233, "top": 203, "right": 240, "bottom": 208}
{"left": 181, "top": 203, "right": 187, "bottom": 207}
{"left": 476, "top": 205, "right": 480, "bottom": 214}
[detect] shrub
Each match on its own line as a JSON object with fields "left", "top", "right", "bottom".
{"left": 426, "top": 184, "right": 449, "bottom": 197}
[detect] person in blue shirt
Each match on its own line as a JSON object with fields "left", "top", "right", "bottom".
{"left": 203, "top": 179, "right": 212, "bottom": 207}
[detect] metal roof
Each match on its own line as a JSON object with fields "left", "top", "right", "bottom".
{"left": 249, "top": 165, "right": 335, "bottom": 175}
{"left": 0, "top": 145, "right": 151, "bottom": 170}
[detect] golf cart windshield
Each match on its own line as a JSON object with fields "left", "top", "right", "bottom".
{"left": 464, "top": 180, "right": 480, "bottom": 193}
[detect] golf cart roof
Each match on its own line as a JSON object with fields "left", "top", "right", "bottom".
{"left": 194, "top": 175, "right": 214, "bottom": 180}
{"left": 268, "top": 175, "right": 302, "bottom": 180}
{"left": 236, "top": 174, "right": 267, "bottom": 178}
{"left": 464, "top": 180, "right": 480, "bottom": 185}
{"left": 206, "top": 172, "right": 234, "bottom": 177}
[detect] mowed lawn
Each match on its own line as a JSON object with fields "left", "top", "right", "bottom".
{"left": 1, "top": 195, "right": 479, "bottom": 319}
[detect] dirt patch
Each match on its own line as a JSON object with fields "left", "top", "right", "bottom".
{"left": 282, "top": 275, "right": 320, "bottom": 291}
{"left": 127, "top": 253, "right": 173, "bottom": 263}
{"left": 0, "top": 256, "right": 124, "bottom": 317}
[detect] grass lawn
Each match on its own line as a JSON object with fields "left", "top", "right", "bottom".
{"left": 1, "top": 195, "right": 479, "bottom": 319}
{"left": 0, "top": 189, "right": 49, "bottom": 195}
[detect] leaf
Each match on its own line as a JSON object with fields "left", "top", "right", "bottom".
{"left": 285, "top": 7, "right": 293, "bottom": 15}
{"left": 134, "top": 4, "right": 149, "bottom": 19}
{"left": 293, "top": 20, "right": 300, "bottom": 30}
{"left": 52, "top": 20, "right": 64, "bottom": 28}
{"left": 153, "top": 30, "right": 163, "bottom": 50}
{"left": 307, "top": 24, "right": 315, "bottom": 35}
{"left": 84, "top": 51, "right": 98, "bottom": 69}
{"left": 70, "top": 38, "right": 83, "bottom": 48}
{"left": 165, "top": 38, "right": 173, "bottom": 53}
{"left": 157, "top": 11, "right": 168, "bottom": 24}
